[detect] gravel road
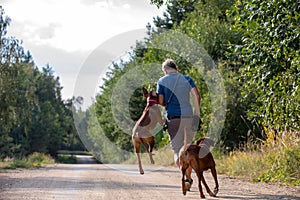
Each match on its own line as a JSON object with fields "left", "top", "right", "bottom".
{"left": 0, "top": 156, "right": 299, "bottom": 200}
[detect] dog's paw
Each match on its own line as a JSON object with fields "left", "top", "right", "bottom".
{"left": 209, "top": 191, "right": 216, "bottom": 197}
{"left": 139, "top": 168, "right": 144, "bottom": 175}
{"left": 185, "top": 182, "right": 191, "bottom": 191}
{"left": 214, "top": 188, "right": 219, "bottom": 196}
{"left": 213, "top": 188, "right": 219, "bottom": 196}
{"left": 184, "top": 179, "right": 192, "bottom": 191}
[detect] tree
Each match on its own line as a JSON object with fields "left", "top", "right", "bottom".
{"left": 0, "top": 7, "right": 82, "bottom": 158}
{"left": 0, "top": 7, "right": 36, "bottom": 158}
{"left": 0, "top": 6, "right": 31, "bottom": 64}
{"left": 92, "top": 0, "right": 248, "bottom": 152}
{"left": 228, "top": 0, "right": 300, "bottom": 133}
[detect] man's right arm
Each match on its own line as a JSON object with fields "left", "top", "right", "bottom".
{"left": 191, "top": 87, "right": 201, "bottom": 116}
{"left": 158, "top": 94, "right": 165, "bottom": 107}
{"left": 157, "top": 81, "right": 165, "bottom": 107}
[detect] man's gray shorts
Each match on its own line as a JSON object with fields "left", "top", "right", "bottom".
{"left": 167, "top": 117, "right": 194, "bottom": 162}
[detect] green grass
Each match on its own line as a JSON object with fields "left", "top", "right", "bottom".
{"left": 126, "top": 130, "right": 300, "bottom": 186}
{"left": 56, "top": 154, "right": 77, "bottom": 164}
{"left": 1, "top": 152, "right": 55, "bottom": 169}
{"left": 216, "top": 130, "right": 300, "bottom": 186}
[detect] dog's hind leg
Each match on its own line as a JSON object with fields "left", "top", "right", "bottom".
{"left": 148, "top": 137, "right": 155, "bottom": 164}
{"left": 141, "top": 137, "right": 155, "bottom": 165}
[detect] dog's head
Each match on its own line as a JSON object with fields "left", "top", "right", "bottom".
{"left": 195, "top": 138, "right": 214, "bottom": 158}
{"left": 142, "top": 87, "right": 158, "bottom": 104}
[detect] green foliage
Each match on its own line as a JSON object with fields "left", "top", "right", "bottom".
{"left": 0, "top": 6, "right": 31, "bottom": 63}
{"left": 87, "top": 103, "right": 132, "bottom": 164}
{"left": 258, "top": 148, "right": 300, "bottom": 186}
{"left": 0, "top": 7, "right": 82, "bottom": 159}
{"left": 90, "top": 0, "right": 241, "bottom": 153}
{"left": 217, "top": 131, "right": 300, "bottom": 186}
{"left": 27, "top": 152, "right": 55, "bottom": 167}
{"left": 56, "top": 154, "right": 77, "bottom": 164}
{"left": 228, "top": 0, "right": 300, "bottom": 132}
{"left": 152, "top": 0, "right": 196, "bottom": 30}
{"left": 3, "top": 152, "right": 54, "bottom": 169}
{"left": 176, "top": 0, "right": 236, "bottom": 61}
{"left": 0, "top": 62, "right": 37, "bottom": 158}
{"left": 90, "top": 0, "right": 299, "bottom": 181}
{"left": 5, "top": 159, "right": 30, "bottom": 169}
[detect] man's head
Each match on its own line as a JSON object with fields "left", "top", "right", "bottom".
{"left": 162, "top": 59, "right": 178, "bottom": 74}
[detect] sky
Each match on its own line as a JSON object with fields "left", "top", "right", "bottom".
{"left": 1, "top": 0, "right": 164, "bottom": 105}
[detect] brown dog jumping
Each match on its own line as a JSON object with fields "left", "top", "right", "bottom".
{"left": 179, "top": 137, "right": 219, "bottom": 198}
{"left": 132, "top": 87, "right": 163, "bottom": 174}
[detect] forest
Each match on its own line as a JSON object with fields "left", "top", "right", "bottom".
{"left": 85, "top": 0, "right": 299, "bottom": 157}
{"left": 0, "top": 0, "right": 299, "bottom": 185}
{"left": 0, "top": 6, "right": 84, "bottom": 159}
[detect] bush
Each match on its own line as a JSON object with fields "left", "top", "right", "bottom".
{"left": 27, "top": 152, "right": 55, "bottom": 167}
{"left": 56, "top": 154, "right": 77, "bottom": 164}
{"left": 217, "top": 131, "right": 300, "bottom": 186}
{"left": 3, "top": 152, "right": 54, "bottom": 169}
{"left": 6, "top": 159, "right": 30, "bottom": 169}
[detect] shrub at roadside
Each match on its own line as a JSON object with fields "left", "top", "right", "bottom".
{"left": 217, "top": 130, "right": 300, "bottom": 186}
{"left": 1, "top": 152, "right": 55, "bottom": 169}
{"left": 56, "top": 154, "right": 77, "bottom": 164}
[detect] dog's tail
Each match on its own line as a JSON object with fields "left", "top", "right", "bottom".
{"left": 183, "top": 127, "right": 188, "bottom": 151}
{"left": 140, "top": 138, "right": 150, "bottom": 153}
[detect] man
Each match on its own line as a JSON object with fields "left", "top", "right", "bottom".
{"left": 157, "top": 58, "right": 201, "bottom": 167}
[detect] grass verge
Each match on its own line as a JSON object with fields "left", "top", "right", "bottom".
{"left": 216, "top": 130, "right": 300, "bottom": 186}
{"left": 1, "top": 152, "right": 55, "bottom": 170}
{"left": 126, "top": 130, "right": 300, "bottom": 186}
{"left": 56, "top": 154, "right": 77, "bottom": 164}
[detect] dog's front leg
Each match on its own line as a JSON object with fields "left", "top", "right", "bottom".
{"left": 133, "top": 141, "right": 144, "bottom": 175}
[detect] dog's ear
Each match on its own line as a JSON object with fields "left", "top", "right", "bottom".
{"left": 142, "top": 87, "right": 149, "bottom": 98}
{"left": 196, "top": 138, "right": 205, "bottom": 146}
{"left": 196, "top": 138, "right": 215, "bottom": 148}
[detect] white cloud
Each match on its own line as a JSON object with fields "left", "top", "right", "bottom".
{"left": 4, "top": 0, "right": 160, "bottom": 52}
{"left": 1, "top": 0, "right": 164, "bottom": 101}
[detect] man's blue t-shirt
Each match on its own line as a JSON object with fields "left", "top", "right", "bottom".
{"left": 157, "top": 73, "right": 196, "bottom": 118}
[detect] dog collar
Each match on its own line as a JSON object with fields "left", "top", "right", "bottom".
{"left": 147, "top": 99, "right": 157, "bottom": 103}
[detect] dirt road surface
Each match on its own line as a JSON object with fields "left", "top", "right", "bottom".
{"left": 0, "top": 156, "right": 299, "bottom": 200}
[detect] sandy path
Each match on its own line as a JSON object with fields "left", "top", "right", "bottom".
{"left": 0, "top": 161, "right": 299, "bottom": 200}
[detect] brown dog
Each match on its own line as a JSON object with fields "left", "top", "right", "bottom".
{"left": 132, "top": 87, "right": 163, "bottom": 174}
{"left": 179, "top": 137, "right": 219, "bottom": 198}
